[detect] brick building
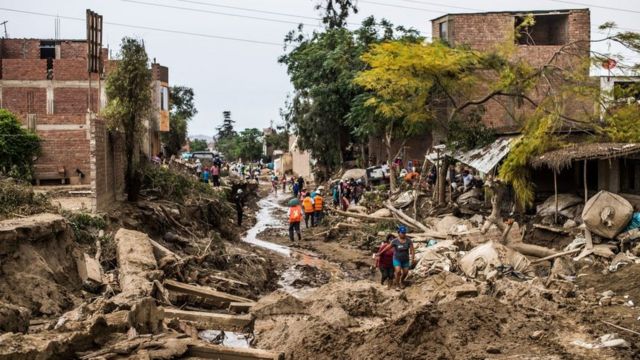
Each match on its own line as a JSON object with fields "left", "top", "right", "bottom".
{"left": 0, "top": 38, "right": 169, "bottom": 210}
{"left": 431, "top": 8, "right": 591, "bottom": 133}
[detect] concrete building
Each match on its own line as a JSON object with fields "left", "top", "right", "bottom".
{"left": 0, "top": 38, "right": 169, "bottom": 211}
{"left": 288, "top": 134, "right": 313, "bottom": 181}
{"left": 431, "top": 8, "right": 591, "bottom": 134}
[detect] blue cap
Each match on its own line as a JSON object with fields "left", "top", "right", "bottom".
{"left": 397, "top": 225, "right": 407, "bottom": 234}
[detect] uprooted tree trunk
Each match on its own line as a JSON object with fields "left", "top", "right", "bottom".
{"left": 481, "top": 177, "right": 506, "bottom": 234}
{"left": 437, "top": 157, "right": 449, "bottom": 206}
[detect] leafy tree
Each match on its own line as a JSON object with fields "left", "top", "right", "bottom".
{"left": 162, "top": 86, "right": 197, "bottom": 156}
{"left": 280, "top": 14, "right": 420, "bottom": 178}
{"left": 103, "top": 37, "right": 152, "bottom": 202}
{"left": 236, "top": 128, "right": 264, "bottom": 161}
{"left": 190, "top": 138, "right": 208, "bottom": 152}
{"left": 0, "top": 109, "right": 40, "bottom": 180}
{"left": 264, "top": 125, "right": 289, "bottom": 152}
{"left": 216, "top": 111, "right": 236, "bottom": 140}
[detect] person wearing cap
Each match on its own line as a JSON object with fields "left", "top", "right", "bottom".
{"left": 375, "top": 226, "right": 414, "bottom": 289}
{"left": 234, "top": 189, "right": 244, "bottom": 226}
{"left": 313, "top": 189, "right": 324, "bottom": 226}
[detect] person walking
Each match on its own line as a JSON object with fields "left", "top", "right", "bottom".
{"left": 202, "top": 167, "right": 210, "bottom": 184}
{"left": 292, "top": 181, "right": 300, "bottom": 198}
{"left": 288, "top": 200, "right": 303, "bottom": 242}
{"left": 375, "top": 234, "right": 395, "bottom": 287}
{"left": 211, "top": 164, "right": 220, "bottom": 187}
{"left": 375, "top": 226, "right": 414, "bottom": 290}
{"left": 297, "top": 176, "right": 305, "bottom": 192}
{"left": 195, "top": 159, "right": 202, "bottom": 179}
{"left": 234, "top": 189, "right": 244, "bottom": 226}
{"left": 302, "top": 193, "right": 315, "bottom": 228}
{"left": 313, "top": 190, "right": 324, "bottom": 226}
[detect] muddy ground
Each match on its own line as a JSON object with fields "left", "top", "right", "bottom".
{"left": 244, "top": 186, "right": 640, "bottom": 359}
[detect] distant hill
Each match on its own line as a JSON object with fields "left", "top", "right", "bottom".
{"left": 189, "top": 134, "right": 213, "bottom": 142}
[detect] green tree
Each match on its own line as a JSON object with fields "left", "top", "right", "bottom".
{"left": 103, "top": 37, "right": 152, "bottom": 202}
{"left": 0, "top": 109, "right": 40, "bottom": 180}
{"left": 236, "top": 128, "right": 264, "bottom": 161}
{"left": 190, "top": 138, "right": 208, "bottom": 152}
{"left": 162, "top": 86, "right": 197, "bottom": 156}
{"left": 280, "top": 14, "right": 420, "bottom": 178}
{"left": 216, "top": 111, "right": 236, "bottom": 140}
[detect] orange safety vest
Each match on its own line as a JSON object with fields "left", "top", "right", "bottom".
{"left": 302, "top": 197, "right": 314, "bottom": 213}
{"left": 289, "top": 206, "right": 302, "bottom": 222}
{"left": 314, "top": 195, "right": 324, "bottom": 211}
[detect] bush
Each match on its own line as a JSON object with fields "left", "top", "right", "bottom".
{"left": 0, "top": 109, "right": 41, "bottom": 180}
{"left": 142, "top": 166, "right": 214, "bottom": 202}
{"left": 62, "top": 211, "right": 107, "bottom": 244}
{"left": 0, "top": 178, "right": 51, "bottom": 219}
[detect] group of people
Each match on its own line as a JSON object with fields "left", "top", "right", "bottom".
{"left": 287, "top": 185, "right": 325, "bottom": 241}
{"left": 374, "top": 226, "right": 415, "bottom": 290}
{"left": 332, "top": 178, "right": 365, "bottom": 211}
{"left": 195, "top": 159, "right": 222, "bottom": 187}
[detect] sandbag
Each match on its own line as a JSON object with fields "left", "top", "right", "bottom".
{"left": 582, "top": 191, "right": 633, "bottom": 239}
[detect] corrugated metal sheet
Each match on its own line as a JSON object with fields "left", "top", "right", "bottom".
{"left": 426, "top": 137, "right": 518, "bottom": 174}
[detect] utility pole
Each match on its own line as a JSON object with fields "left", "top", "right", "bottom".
{"left": 0, "top": 21, "right": 8, "bottom": 38}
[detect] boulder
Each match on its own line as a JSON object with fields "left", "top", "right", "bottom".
{"left": 0, "top": 301, "right": 30, "bottom": 333}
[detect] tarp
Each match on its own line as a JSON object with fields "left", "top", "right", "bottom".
{"left": 426, "top": 137, "right": 518, "bottom": 174}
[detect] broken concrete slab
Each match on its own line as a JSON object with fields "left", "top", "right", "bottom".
{"left": 162, "top": 308, "right": 253, "bottom": 331}
{"left": 163, "top": 279, "right": 254, "bottom": 308}
{"left": 114, "top": 228, "right": 161, "bottom": 300}
{"left": 76, "top": 253, "right": 102, "bottom": 285}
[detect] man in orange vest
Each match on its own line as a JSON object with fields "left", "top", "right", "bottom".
{"left": 314, "top": 190, "right": 324, "bottom": 226}
{"left": 302, "top": 193, "right": 315, "bottom": 228}
{"left": 288, "top": 201, "right": 303, "bottom": 242}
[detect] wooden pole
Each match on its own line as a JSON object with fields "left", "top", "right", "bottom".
{"left": 553, "top": 170, "right": 558, "bottom": 224}
{"left": 583, "top": 160, "right": 588, "bottom": 203}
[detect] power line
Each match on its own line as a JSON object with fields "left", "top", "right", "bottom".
{"left": 393, "top": 0, "right": 481, "bottom": 12}
{"left": 358, "top": 0, "right": 443, "bottom": 14}
{"left": 0, "top": 7, "right": 282, "bottom": 46}
{"left": 121, "top": 0, "right": 320, "bottom": 28}
{"left": 172, "top": 0, "right": 324, "bottom": 21}
{"left": 547, "top": 0, "right": 640, "bottom": 15}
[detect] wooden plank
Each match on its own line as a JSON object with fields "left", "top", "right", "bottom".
{"left": 228, "top": 302, "right": 253, "bottom": 314}
{"left": 162, "top": 308, "right": 253, "bottom": 331}
{"left": 188, "top": 344, "right": 283, "bottom": 360}
{"left": 164, "top": 279, "right": 254, "bottom": 307}
{"left": 210, "top": 274, "right": 250, "bottom": 287}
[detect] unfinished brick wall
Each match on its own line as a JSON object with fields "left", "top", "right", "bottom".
{"left": 1, "top": 59, "right": 47, "bottom": 80}
{"left": 37, "top": 129, "right": 91, "bottom": 181}
{"left": 91, "top": 117, "right": 125, "bottom": 211}
{"left": 53, "top": 59, "right": 99, "bottom": 80}
{"left": 0, "top": 39, "right": 40, "bottom": 59}
{"left": 60, "top": 41, "right": 87, "bottom": 59}
{"left": 53, "top": 88, "right": 98, "bottom": 114}
{"left": 1, "top": 87, "right": 47, "bottom": 119}
{"left": 432, "top": 9, "right": 591, "bottom": 132}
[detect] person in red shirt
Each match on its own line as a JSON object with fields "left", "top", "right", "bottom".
{"left": 375, "top": 234, "right": 395, "bottom": 287}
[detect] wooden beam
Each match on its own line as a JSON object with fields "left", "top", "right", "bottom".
{"left": 163, "top": 279, "right": 254, "bottom": 307}
{"left": 162, "top": 308, "right": 253, "bottom": 331}
{"left": 188, "top": 344, "right": 283, "bottom": 360}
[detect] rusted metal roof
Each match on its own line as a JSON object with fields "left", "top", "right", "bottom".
{"left": 426, "top": 136, "right": 518, "bottom": 174}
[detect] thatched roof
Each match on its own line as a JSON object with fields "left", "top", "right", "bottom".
{"left": 531, "top": 142, "right": 640, "bottom": 171}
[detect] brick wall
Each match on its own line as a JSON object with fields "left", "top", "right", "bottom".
{"left": 37, "top": 114, "right": 87, "bottom": 125}
{"left": 91, "top": 117, "right": 125, "bottom": 211}
{"left": 54, "top": 88, "right": 98, "bottom": 114}
{"left": 53, "top": 59, "right": 98, "bottom": 80}
{"left": 1, "top": 59, "right": 47, "bottom": 80}
{"left": 36, "top": 129, "right": 91, "bottom": 181}
{"left": 60, "top": 41, "right": 87, "bottom": 59}
{"left": 0, "top": 39, "right": 40, "bottom": 59}
{"left": 432, "top": 9, "right": 591, "bottom": 132}
{"left": 2, "top": 87, "right": 47, "bottom": 119}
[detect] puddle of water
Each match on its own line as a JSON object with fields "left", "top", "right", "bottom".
{"left": 198, "top": 330, "right": 251, "bottom": 348}
{"left": 242, "top": 195, "right": 291, "bottom": 256}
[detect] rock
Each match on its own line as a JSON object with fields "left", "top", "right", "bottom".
{"left": 563, "top": 219, "right": 578, "bottom": 229}
{"left": 530, "top": 330, "right": 545, "bottom": 340}
{"left": 163, "top": 232, "right": 189, "bottom": 246}
{"left": 0, "top": 301, "right": 30, "bottom": 333}
{"left": 347, "top": 205, "right": 368, "bottom": 214}
{"left": 469, "top": 214, "right": 484, "bottom": 226}
{"left": 486, "top": 346, "right": 501, "bottom": 354}
{"left": 601, "top": 290, "right": 615, "bottom": 297}
{"left": 369, "top": 208, "right": 392, "bottom": 218}
{"left": 251, "top": 290, "right": 307, "bottom": 318}
{"left": 452, "top": 283, "right": 478, "bottom": 298}
{"left": 599, "top": 297, "right": 612, "bottom": 306}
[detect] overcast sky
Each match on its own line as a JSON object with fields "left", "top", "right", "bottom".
{"left": 1, "top": 0, "right": 638, "bottom": 137}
